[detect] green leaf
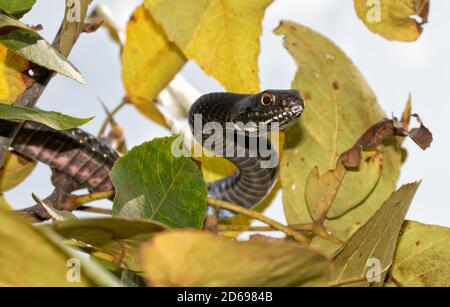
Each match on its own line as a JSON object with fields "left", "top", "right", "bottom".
{"left": 0, "top": 207, "right": 120, "bottom": 286}
{"left": 330, "top": 182, "right": 420, "bottom": 287}
{"left": 49, "top": 218, "right": 167, "bottom": 272}
{"left": 110, "top": 136, "right": 207, "bottom": 228}
{"left": 390, "top": 221, "right": 450, "bottom": 286}
{"left": 111, "top": 136, "right": 208, "bottom": 229}
{"left": 0, "top": 13, "right": 85, "bottom": 83}
{"left": 140, "top": 230, "right": 331, "bottom": 286}
{"left": 274, "top": 21, "right": 402, "bottom": 240}
{"left": 144, "top": 0, "right": 273, "bottom": 93}
{"left": 0, "top": 0, "right": 36, "bottom": 18}
{"left": 0, "top": 104, "right": 93, "bottom": 130}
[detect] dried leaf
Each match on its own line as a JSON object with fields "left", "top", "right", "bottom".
{"left": 354, "top": 0, "right": 429, "bottom": 42}
{"left": 144, "top": 0, "right": 273, "bottom": 93}
{"left": 140, "top": 230, "right": 330, "bottom": 286}
{"left": 390, "top": 221, "right": 450, "bottom": 287}
{"left": 122, "top": 5, "right": 185, "bottom": 126}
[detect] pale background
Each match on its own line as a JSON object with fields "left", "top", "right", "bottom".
{"left": 7, "top": 0, "right": 449, "bottom": 227}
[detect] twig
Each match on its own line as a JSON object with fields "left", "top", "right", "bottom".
{"left": 76, "top": 206, "right": 113, "bottom": 215}
{"left": 218, "top": 223, "right": 343, "bottom": 244}
{"left": 97, "top": 98, "right": 128, "bottom": 137}
{"left": 0, "top": 3, "right": 92, "bottom": 165}
{"left": 67, "top": 190, "right": 115, "bottom": 209}
{"left": 207, "top": 198, "right": 310, "bottom": 244}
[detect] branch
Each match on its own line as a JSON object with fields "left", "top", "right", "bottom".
{"left": 207, "top": 198, "right": 311, "bottom": 244}
{"left": 0, "top": 1, "right": 92, "bottom": 165}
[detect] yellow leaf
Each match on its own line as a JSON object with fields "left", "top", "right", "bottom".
{"left": 274, "top": 21, "right": 402, "bottom": 240}
{"left": 0, "top": 45, "right": 31, "bottom": 104}
{"left": 140, "top": 230, "right": 330, "bottom": 286}
{"left": 0, "top": 151, "right": 36, "bottom": 192}
{"left": 390, "top": 221, "right": 450, "bottom": 286}
{"left": 144, "top": 0, "right": 273, "bottom": 93}
{"left": 0, "top": 207, "right": 120, "bottom": 286}
{"left": 354, "top": 0, "right": 429, "bottom": 42}
{"left": 122, "top": 5, "right": 186, "bottom": 126}
{"left": 305, "top": 151, "right": 381, "bottom": 222}
{"left": 0, "top": 193, "right": 11, "bottom": 210}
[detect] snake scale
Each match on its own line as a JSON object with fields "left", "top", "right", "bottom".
{"left": 0, "top": 90, "right": 304, "bottom": 215}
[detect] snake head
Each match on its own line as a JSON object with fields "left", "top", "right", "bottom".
{"left": 232, "top": 89, "right": 305, "bottom": 132}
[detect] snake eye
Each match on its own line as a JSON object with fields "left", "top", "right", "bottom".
{"left": 260, "top": 93, "right": 275, "bottom": 106}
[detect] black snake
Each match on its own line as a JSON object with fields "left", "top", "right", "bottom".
{"left": 0, "top": 90, "right": 304, "bottom": 219}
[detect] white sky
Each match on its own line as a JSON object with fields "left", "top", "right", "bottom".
{"left": 7, "top": 0, "right": 449, "bottom": 228}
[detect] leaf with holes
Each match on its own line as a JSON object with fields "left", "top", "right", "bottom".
{"left": 0, "top": 104, "right": 93, "bottom": 130}
{"left": 389, "top": 221, "right": 450, "bottom": 286}
{"left": 144, "top": 0, "right": 273, "bottom": 93}
{"left": 140, "top": 230, "right": 331, "bottom": 286}
{"left": 111, "top": 136, "right": 208, "bottom": 229}
{"left": 275, "top": 21, "right": 402, "bottom": 241}
{"left": 330, "top": 182, "right": 420, "bottom": 287}
{"left": 122, "top": 5, "right": 185, "bottom": 126}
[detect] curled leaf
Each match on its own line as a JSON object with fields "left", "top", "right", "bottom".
{"left": 354, "top": 0, "right": 429, "bottom": 42}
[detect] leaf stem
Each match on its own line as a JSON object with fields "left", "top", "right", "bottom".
{"left": 207, "top": 198, "right": 311, "bottom": 244}
{"left": 76, "top": 206, "right": 113, "bottom": 215}
{"left": 67, "top": 190, "right": 115, "bottom": 210}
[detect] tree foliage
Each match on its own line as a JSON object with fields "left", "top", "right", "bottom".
{"left": 0, "top": 0, "right": 445, "bottom": 287}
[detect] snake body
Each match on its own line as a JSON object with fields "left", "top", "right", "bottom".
{"left": 188, "top": 90, "right": 304, "bottom": 210}
{"left": 0, "top": 89, "right": 304, "bottom": 214}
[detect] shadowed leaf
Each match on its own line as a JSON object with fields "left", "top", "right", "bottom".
{"left": 0, "top": 207, "right": 120, "bottom": 286}
{"left": 0, "top": 151, "right": 35, "bottom": 192}
{"left": 140, "top": 230, "right": 330, "bottom": 286}
{"left": 390, "top": 221, "right": 450, "bottom": 286}
{"left": 49, "top": 218, "right": 167, "bottom": 272}
{"left": 331, "top": 182, "right": 420, "bottom": 287}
